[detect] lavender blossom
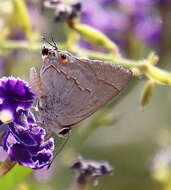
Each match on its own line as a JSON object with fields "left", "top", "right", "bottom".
{"left": 81, "top": 0, "right": 128, "bottom": 34}
{"left": 117, "top": 0, "right": 155, "bottom": 13}
{"left": 81, "top": 0, "right": 162, "bottom": 47}
{"left": 117, "top": 0, "right": 162, "bottom": 44}
{"left": 134, "top": 13, "right": 162, "bottom": 43}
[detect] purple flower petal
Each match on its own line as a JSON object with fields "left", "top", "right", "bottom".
{"left": 9, "top": 123, "right": 38, "bottom": 147}
{"left": 8, "top": 138, "right": 54, "bottom": 169}
{"left": 0, "top": 77, "right": 34, "bottom": 121}
{"left": 1, "top": 113, "right": 55, "bottom": 169}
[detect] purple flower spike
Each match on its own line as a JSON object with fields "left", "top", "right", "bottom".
{"left": 9, "top": 137, "right": 54, "bottom": 169}
{"left": 9, "top": 122, "right": 38, "bottom": 147}
{"left": 1, "top": 110, "right": 38, "bottom": 147}
{"left": 81, "top": 0, "right": 128, "bottom": 41}
{"left": 134, "top": 15, "right": 162, "bottom": 44}
{"left": 2, "top": 124, "right": 54, "bottom": 169}
{"left": 0, "top": 77, "right": 34, "bottom": 122}
{"left": 0, "top": 76, "right": 55, "bottom": 169}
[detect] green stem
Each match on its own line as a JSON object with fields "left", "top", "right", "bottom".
{"left": 0, "top": 40, "right": 171, "bottom": 85}
{"left": 0, "top": 157, "right": 16, "bottom": 178}
{"left": 0, "top": 40, "right": 67, "bottom": 51}
{"left": 0, "top": 40, "right": 42, "bottom": 51}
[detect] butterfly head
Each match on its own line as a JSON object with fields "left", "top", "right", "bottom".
{"left": 41, "top": 45, "right": 71, "bottom": 66}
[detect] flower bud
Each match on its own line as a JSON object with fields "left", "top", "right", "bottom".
{"left": 140, "top": 80, "right": 155, "bottom": 109}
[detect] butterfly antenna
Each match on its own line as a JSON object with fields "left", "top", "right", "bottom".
{"left": 50, "top": 35, "right": 58, "bottom": 50}
{"left": 47, "top": 133, "right": 70, "bottom": 169}
{"left": 41, "top": 34, "right": 57, "bottom": 50}
{"left": 45, "top": 38, "right": 58, "bottom": 50}
{"left": 41, "top": 34, "right": 47, "bottom": 48}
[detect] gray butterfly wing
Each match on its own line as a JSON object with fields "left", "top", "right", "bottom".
{"left": 40, "top": 51, "right": 132, "bottom": 127}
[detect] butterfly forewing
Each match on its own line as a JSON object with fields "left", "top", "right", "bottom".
{"left": 39, "top": 50, "right": 132, "bottom": 128}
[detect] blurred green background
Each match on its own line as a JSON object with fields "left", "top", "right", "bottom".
{"left": 0, "top": 0, "right": 171, "bottom": 190}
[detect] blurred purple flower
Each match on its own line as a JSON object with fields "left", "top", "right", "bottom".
{"left": 100, "top": 0, "right": 117, "bottom": 5}
{"left": 82, "top": 0, "right": 128, "bottom": 33}
{"left": 81, "top": 0, "right": 128, "bottom": 48}
{"left": 43, "top": 1, "right": 82, "bottom": 22}
{"left": 11, "top": 30, "right": 25, "bottom": 41}
{"left": 134, "top": 14, "right": 162, "bottom": 43}
{"left": 81, "top": 0, "right": 162, "bottom": 47}
{"left": 71, "top": 156, "right": 113, "bottom": 186}
{"left": 117, "top": 0, "right": 155, "bottom": 13}
{"left": 0, "top": 77, "right": 34, "bottom": 122}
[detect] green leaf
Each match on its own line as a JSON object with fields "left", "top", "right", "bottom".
{"left": 0, "top": 164, "right": 32, "bottom": 190}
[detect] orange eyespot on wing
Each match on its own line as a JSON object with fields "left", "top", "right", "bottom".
{"left": 60, "top": 54, "right": 68, "bottom": 64}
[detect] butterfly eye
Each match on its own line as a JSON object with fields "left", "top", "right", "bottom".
{"left": 61, "top": 54, "right": 66, "bottom": 60}
{"left": 42, "top": 47, "right": 49, "bottom": 56}
{"left": 60, "top": 54, "right": 68, "bottom": 64}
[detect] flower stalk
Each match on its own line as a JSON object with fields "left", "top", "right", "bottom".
{"left": 0, "top": 157, "right": 16, "bottom": 178}
{"left": 139, "top": 62, "right": 171, "bottom": 85}
{"left": 140, "top": 80, "right": 155, "bottom": 109}
{"left": 0, "top": 40, "right": 171, "bottom": 86}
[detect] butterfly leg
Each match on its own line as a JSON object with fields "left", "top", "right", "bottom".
{"left": 30, "top": 105, "right": 39, "bottom": 113}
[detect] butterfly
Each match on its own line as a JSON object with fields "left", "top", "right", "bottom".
{"left": 30, "top": 44, "right": 132, "bottom": 138}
